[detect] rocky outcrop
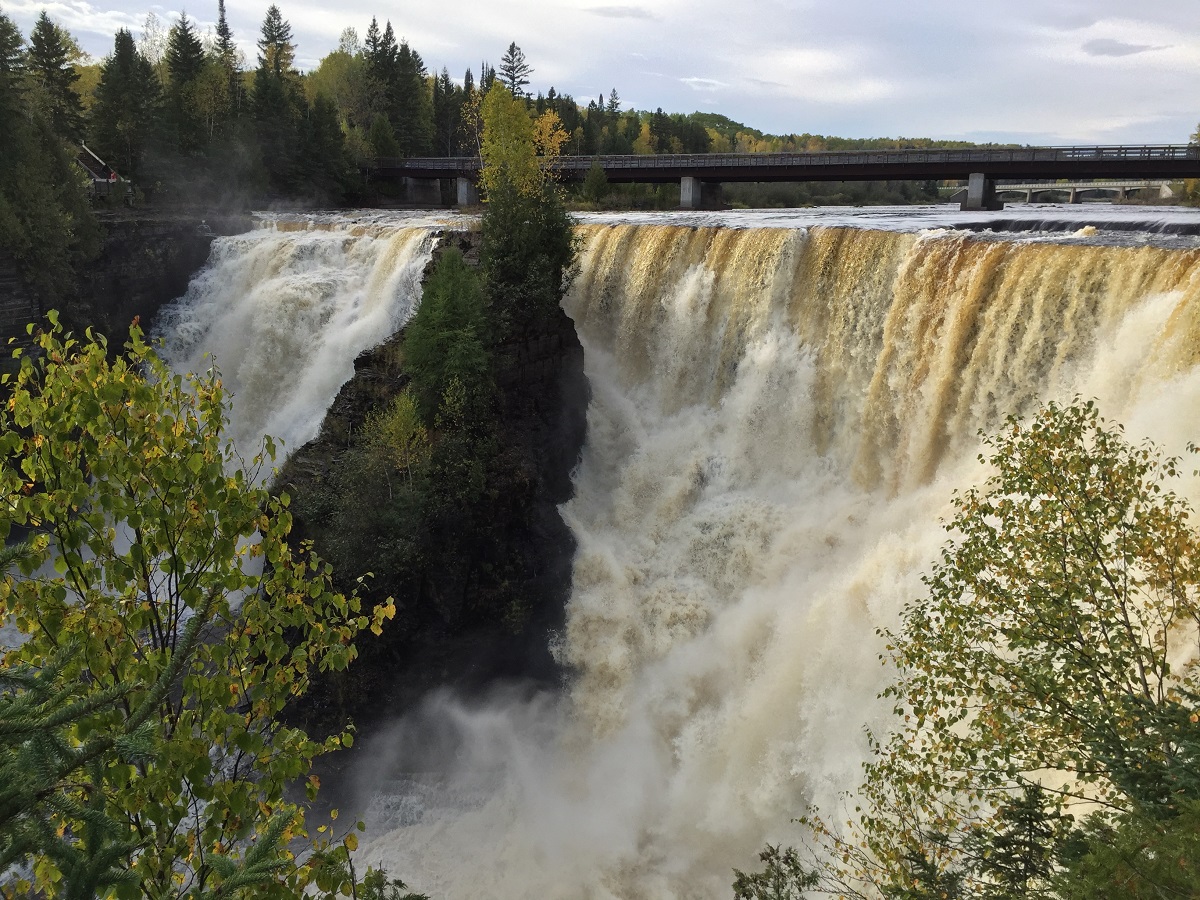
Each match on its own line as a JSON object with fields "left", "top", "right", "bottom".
{"left": 279, "top": 228, "right": 589, "bottom": 730}
{"left": 0, "top": 211, "right": 253, "bottom": 345}
{"left": 71, "top": 212, "right": 252, "bottom": 339}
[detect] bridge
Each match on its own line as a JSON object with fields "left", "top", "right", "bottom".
{"left": 987, "top": 180, "right": 1174, "bottom": 203}
{"left": 362, "top": 145, "right": 1200, "bottom": 211}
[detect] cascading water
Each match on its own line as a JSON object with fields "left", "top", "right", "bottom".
{"left": 155, "top": 215, "right": 444, "bottom": 458}
{"left": 156, "top": 208, "right": 1200, "bottom": 898}
{"left": 352, "top": 216, "right": 1200, "bottom": 900}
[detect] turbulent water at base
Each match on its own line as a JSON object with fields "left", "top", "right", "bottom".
{"left": 158, "top": 208, "right": 1200, "bottom": 898}
{"left": 156, "top": 216, "right": 442, "bottom": 457}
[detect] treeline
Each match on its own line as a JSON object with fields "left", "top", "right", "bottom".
{"left": 10, "top": 0, "right": 1002, "bottom": 210}
{"left": 0, "top": 9, "right": 99, "bottom": 309}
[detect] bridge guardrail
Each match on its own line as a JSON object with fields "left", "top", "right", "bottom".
{"left": 365, "top": 144, "right": 1200, "bottom": 173}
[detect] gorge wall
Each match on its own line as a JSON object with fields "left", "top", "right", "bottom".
{"left": 0, "top": 212, "right": 252, "bottom": 345}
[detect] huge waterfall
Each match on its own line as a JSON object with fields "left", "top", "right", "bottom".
{"left": 161, "top": 209, "right": 1200, "bottom": 899}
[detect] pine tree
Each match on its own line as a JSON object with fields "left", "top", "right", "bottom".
{"left": 498, "top": 41, "right": 531, "bottom": 97}
{"left": 253, "top": 4, "right": 303, "bottom": 194}
{"left": 164, "top": 12, "right": 204, "bottom": 84}
{"left": 363, "top": 17, "right": 382, "bottom": 67}
{"left": 300, "top": 92, "right": 352, "bottom": 202}
{"left": 26, "top": 12, "right": 84, "bottom": 142}
{"left": 393, "top": 40, "right": 431, "bottom": 156}
{"left": 212, "top": 0, "right": 244, "bottom": 120}
{"left": 89, "top": 28, "right": 161, "bottom": 179}
{"left": 432, "top": 67, "right": 461, "bottom": 156}
{"left": 0, "top": 9, "right": 97, "bottom": 307}
{"left": 363, "top": 18, "right": 398, "bottom": 137}
{"left": 256, "top": 3, "right": 294, "bottom": 79}
{"left": 214, "top": 0, "right": 235, "bottom": 62}
{"left": 163, "top": 12, "right": 206, "bottom": 151}
{"left": 0, "top": 11, "right": 21, "bottom": 78}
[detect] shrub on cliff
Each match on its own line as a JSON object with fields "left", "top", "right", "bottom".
{"left": 478, "top": 83, "right": 576, "bottom": 337}
{"left": 402, "top": 249, "right": 491, "bottom": 422}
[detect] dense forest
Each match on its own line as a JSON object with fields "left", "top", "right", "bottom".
{"left": 0, "top": 0, "right": 997, "bottom": 309}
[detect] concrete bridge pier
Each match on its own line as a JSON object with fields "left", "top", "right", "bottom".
{"left": 680, "top": 176, "right": 703, "bottom": 209}
{"left": 457, "top": 177, "right": 479, "bottom": 207}
{"left": 1069, "top": 187, "right": 1081, "bottom": 204}
{"left": 961, "top": 172, "right": 1004, "bottom": 211}
{"left": 405, "top": 177, "right": 442, "bottom": 207}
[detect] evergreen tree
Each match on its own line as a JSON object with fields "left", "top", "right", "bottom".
{"left": 256, "top": 3, "right": 294, "bottom": 79}
{"left": 479, "top": 84, "right": 574, "bottom": 335}
{"left": 363, "top": 17, "right": 383, "bottom": 69}
{"left": 253, "top": 3, "right": 302, "bottom": 193}
{"left": 213, "top": 0, "right": 243, "bottom": 118}
{"left": 0, "top": 11, "right": 21, "bottom": 79}
{"left": 0, "top": 10, "right": 97, "bottom": 309}
{"left": 164, "top": 12, "right": 204, "bottom": 83}
{"left": 432, "top": 67, "right": 461, "bottom": 156}
{"left": 393, "top": 40, "right": 431, "bottom": 157}
{"left": 164, "top": 12, "right": 206, "bottom": 151}
{"left": 363, "top": 18, "right": 398, "bottom": 138}
{"left": 498, "top": 41, "right": 531, "bottom": 97}
{"left": 368, "top": 113, "right": 399, "bottom": 157}
{"left": 214, "top": 0, "right": 235, "bottom": 62}
{"left": 26, "top": 12, "right": 84, "bottom": 142}
{"left": 89, "top": 28, "right": 161, "bottom": 180}
{"left": 300, "top": 92, "right": 353, "bottom": 202}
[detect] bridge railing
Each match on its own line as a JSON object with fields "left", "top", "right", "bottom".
{"left": 365, "top": 144, "right": 1200, "bottom": 173}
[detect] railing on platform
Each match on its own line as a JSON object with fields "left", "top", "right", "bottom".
{"left": 364, "top": 145, "right": 1200, "bottom": 173}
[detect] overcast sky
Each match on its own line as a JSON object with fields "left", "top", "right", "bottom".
{"left": 4, "top": 0, "right": 1198, "bottom": 144}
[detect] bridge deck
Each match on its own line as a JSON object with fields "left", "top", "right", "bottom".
{"left": 365, "top": 145, "right": 1200, "bottom": 184}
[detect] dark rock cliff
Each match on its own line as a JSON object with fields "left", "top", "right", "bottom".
{"left": 0, "top": 211, "right": 252, "bottom": 344}
{"left": 72, "top": 212, "right": 252, "bottom": 339}
{"left": 278, "top": 228, "right": 589, "bottom": 729}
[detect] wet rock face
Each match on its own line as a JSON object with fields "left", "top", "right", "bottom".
{"left": 2, "top": 212, "right": 253, "bottom": 346}
{"left": 73, "top": 213, "right": 253, "bottom": 340}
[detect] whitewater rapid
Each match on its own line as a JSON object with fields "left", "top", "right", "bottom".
{"left": 158, "top": 207, "right": 1200, "bottom": 899}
